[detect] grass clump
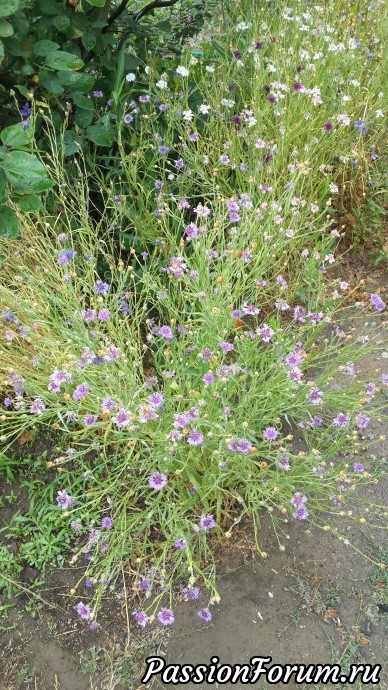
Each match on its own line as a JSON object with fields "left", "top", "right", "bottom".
{"left": 0, "top": 0, "right": 387, "bottom": 630}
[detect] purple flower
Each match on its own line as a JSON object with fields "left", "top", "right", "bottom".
{"left": 56, "top": 490, "right": 75, "bottom": 510}
{"left": 308, "top": 388, "right": 323, "bottom": 405}
{"left": 75, "top": 601, "right": 92, "bottom": 620}
{"left": 83, "top": 415, "right": 98, "bottom": 426}
{"left": 57, "top": 249, "right": 77, "bottom": 265}
{"left": 197, "top": 608, "right": 212, "bottom": 622}
{"left": 93, "top": 280, "right": 110, "bottom": 295}
{"left": 30, "top": 398, "right": 45, "bottom": 415}
{"left": 187, "top": 429, "right": 204, "bottom": 446}
{"left": 199, "top": 514, "right": 215, "bottom": 531}
{"left": 333, "top": 412, "right": 350, "bottom": 427}
{"left": 227, "top": 437, "right": 251, "bottom": 453}
{"left": 353, "top": 462, "right": 365, "bottom": 473}
{"left": 148, "top": 392, "right": 164, "bottom": 409}
{"left": 220, "top": 341, "right": 234, "bottom": 352}
{"left": 133, "top": 611, "right": 150, "bottom": 628}
{"left": 355, "top": 413, "right": 370, "bottom": 429}
{"left": 175, "top": 158, "right": 184, "bottom": 170}
{"left": 158, "top": 145, "right": 169, "bottom": 154}
{"left": 278, "top": 454, "right": 291, "bottom": 471}
{"left": 98, "top": 308, "right": 110, "bottom": 321}
{"left": 324, "top": 121, "right": 333, "bottom": 131}
{"left": 290, "top": 492, "right": 307, "bottom": 508}
{"left": 370, "top": 293, "right": 386, "bottom": 311}
{"left": 256, "top": 324, "right": 275, "bottom": 342}
{"left": 157, "top": 608, "right": 175, "bottom": 626}
{"left": 72, "top": 382, "right": 89, "bottom": 401}
{"left": 124, "top": 113, "right": 133, "bottom": 124}
{"left": 263, "top": 426, "right": 279, "bottom": 441}
{"left": 182, "top": 586, "right": 200, "bottom": 600}
{"left": 112, "top": 408, "right": 131, "bottom": 427}
{"left": 82, "top": 308, "right": 96, "bottom": 323}
{"left": 202, "top": 372, "right": 215, "bottom": 385}
{"left": 157, "top": 325, "right": 174, "bottom": 339}
{"left": 293, "top": 505, "right": 309, "bottom": 520}
{"left": 174, "top": 538, "right": 187, "bottom": 549}
{"left": 101, "top": 516, "right": 113, "bottom": 529}
{"left": 137, "top": 576, "right": 151, "bottom": 592}
{"left": 148, "top": 472, "right": 168, "bottom": 490}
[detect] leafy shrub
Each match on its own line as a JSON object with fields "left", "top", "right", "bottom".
{"left": 0, "top": 0, "right": 215, "bottom": 234}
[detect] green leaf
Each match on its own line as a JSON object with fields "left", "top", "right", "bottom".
{"left": 32, "top": 40, "right": 60, "bottom": 57}
{"left": 74, "top": 106, "right": 94, "bottom": 129}
{"left": 2, "top": 151, "right": 49, "bottom": 189}
{"left": 15, "top": 84, "right": 30, "bottom": 97}
{"left": 0, "top": 19, "right": 13, "bottom": 37}
{"left": 0, "top": 205, "right": 20, "bottom": 238}
{"left": 39, "top": 70, "right": 64, "bottom": 96}
{"left": 85, "top": 122, "right": 113, "bottom": 147}
{"left": 85, "top": 0, "right": 106, "bottom": 6}
{"left": 0, "top": 40, "right": 4, "bottom": 61}
{"left": 81, "top": 33, "right": 96, "bottom": 51}
{"left": 53, "top": 15, "right": 71, "bottom": 32}
{"left": 1, "top": 123, "right": 31, "bottom": 147}
{"left": 71, "top": 92, "right": 93, "bottom": 110}
{"left": 58, "top": 71, "right": 94, "bottom": 93}
{"left": 0, "top": 0, "right": 20, "bottom": 18}
{"left": 16, "top": 193, "right": 42, "bottom": 212}
{"left": 45, "top": 51, "right": 84, "bottom": 71}
{"left": 2, "top": 37, "right": 24, "bottom": 56}
{"left": 20, "top": 63, "right": 34, "bottom": 75}
{"left": 61, "top": 130, "right": 84, "bottom": 156}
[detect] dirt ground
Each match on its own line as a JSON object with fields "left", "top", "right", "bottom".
{"left": 0, "top": 251, "right": 387, "bottom": 690}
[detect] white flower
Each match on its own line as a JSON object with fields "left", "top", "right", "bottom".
{"left": 205, "top": 65, "right": 215, "bottom": 73}
{"left": 156, "top": 79, "right": 168, "bottom": 89}
{"left": 145, "top": 66, "right": 150, "bottom": 75}
{"left": 126, "top": 73, "right": 136, "bottom": 82}
{"left": 329, "top": 182, "right": 339, "bottom": 193}
{"left": 198, "top": 103, "right": 211, "bottom": 114}
{"left": 375, "top": 109, "right": 384, "bottom": 118}
{"left": 176, "top": 65, "right": 189, "bottom": 77}
{"left": 182, "top": 109, "right": 194, "bottom": 121}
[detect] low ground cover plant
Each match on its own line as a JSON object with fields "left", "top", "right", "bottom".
{"left": 0, "top": 0, "right": 387, "bottom": 630}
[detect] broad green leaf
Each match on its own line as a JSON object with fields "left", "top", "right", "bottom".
{"left": 2, "top": 151, "right": 48, "bottom": 187}
{"left": 81, "top": 33, "right": 96, "bottom": 51}
{"left": 39, "top": 70, "right": 64, "bottom": 96}
{"left": 0, "top": 205, "right": 20, "bottom": 238}
{"left": 1, "top": 123, "right": 32, "bottom": 147}
{"left": 58, "top": 70, "right": 94, "bottom": 93}
{"left": 45, "top": 51, "right": 84, "bottom": 71}
{"left": 37, "top": 0, "right": 61, "bottom": 15}
{"left": 61, "top": 130, "right": 84, "bottom": 156}
{"left": 0, "top": 39, "right": 4, "bottom": 61}
{"left": 32, "top": 40, "right": 60, "bottom": 57}
{"left": 85, "top": 122, "right": 113, "bottom": 147}
{"left": 0, "top": 0, "right": 20, "bottom": 18}
{"left": 85, "top": 0, "right": 106, "bottom": 6}
{"left": 71, "top": 92, "right": 93, "bottom": 110}
{"left": 53, "top": 15, "right": 71, "bottom": 32}
{"left": 17, "top": 193, "right": 42, "bottom": 212}
{"left": 74, "top": 107, "right": 94, "bottom": 129}
{"left": 0, "top": 19, "right": 13, "bottom": 37}
{"left": 2, "top": 37, "right": 24, "bottom": 56}
{"left": 20, "top": 63, "right": 34, "bottom": 75}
